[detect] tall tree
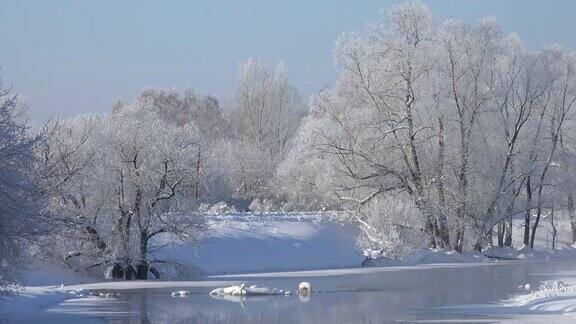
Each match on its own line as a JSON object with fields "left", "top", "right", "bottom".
{"left": 0, "top": 79, "right": 43, "bottom": 288}
{"left": 228, "top": 59, "right": 306, "bottom": 196}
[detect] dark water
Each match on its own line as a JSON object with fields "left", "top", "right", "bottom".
{"left": 49, "top": 261, "right": 576, "bottom": 323}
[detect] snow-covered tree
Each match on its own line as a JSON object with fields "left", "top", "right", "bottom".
{"left": 228, "top": 59, "right": 306, "bottom": 197}
{"left": 284, "top": 2, "right": 576, "bottom": 255}
{"left": 40, "top": 88, "right": 217, "bottom": 279}
{"left": 0, "top": 80, "right": 43, "bottom": 288}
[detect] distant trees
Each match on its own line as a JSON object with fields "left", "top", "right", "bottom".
{"left": 228, "top": 59, "right": 306, "bottom": 197}
{"left": 0, "top": 80, "right": 43, "bottom": 288}
{"left": 282, "top": 2, "right": 576, "bottom": 255}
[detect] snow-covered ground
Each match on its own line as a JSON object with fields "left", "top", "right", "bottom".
{"left": 510, "top": 277, "right": 576, "bottom": 316}
{"left": 423, "top": 215, "right": 576, "bottom": 322}
{"left": 164, "top": 212, "right": 364, "bottom": 274}
{"left": 436, "top": 273, "right": 576, "bottom": 323}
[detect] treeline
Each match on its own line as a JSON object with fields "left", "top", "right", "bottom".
{"left": 35, "top": 58, "right": 306, "bottom": 279}
{"left": 2, "top": 2, "right": 576, "bottom": 284}
{"left": 0, "top": 58, "right": 306, "bottom": 283}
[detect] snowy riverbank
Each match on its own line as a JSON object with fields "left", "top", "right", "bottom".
{"left": 436, "top": 271, "right": 576, "bottom": 323}
{"left": 4, "top": 212, "right": 576, "bottom": 323}
{"left": 6, "top": 257, "right": 576, "bottom": 323}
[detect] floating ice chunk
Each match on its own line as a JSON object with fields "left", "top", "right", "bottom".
{"left": 171, "top": 290, "right": 191, "bottom": 297}
{"left": 284, "top": 290, "right": 292, "bottom": 296}
{"left": 524, "top": 284, "right": 531, "bottom": 291}
{"left": 209, "top": 284, "right": 246, "bottom": 296}
{"left": 209, "top": 283, "right": 284, "bottom": 296}
{"left": 298, "top": 282, "right": 311, "bottom": 295}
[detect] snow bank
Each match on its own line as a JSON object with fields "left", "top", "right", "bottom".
{"left": 445, "top": 275, "right": 576, "bottom": 321}
{"left": 0, "top": 285, "right": 116, "bottom": 322}
{"left": 0, "top": 286, "right": 70, "bottom": 321}
{"left": 506, "top": 280, "right": 576, "bottom": 317}
{"left": 66, "top": 279, "right": 231, "bottom": 291}
{"left": 163, "top": 212, "right": 363, "bottom": 275}
{"left": 365, "top": 242, "right": 576, "bottom": 268}
{"left": 485, "top": 244, "right": 576, "bottom": 261}
{"left": 402, "top": 249, "right": 490, "bottom": 264}
{"left": 363, "top": 248, "right": 490, "bottom": 267}
{"left": 0, "top": 262, "right": 103, "bottom": 321}
{"left": 21, "top": 262, "right": 99, "bottom": 286}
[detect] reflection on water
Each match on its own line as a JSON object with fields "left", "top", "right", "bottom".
{"left": 51, "top": 261, "right": 576, "bottom": 323}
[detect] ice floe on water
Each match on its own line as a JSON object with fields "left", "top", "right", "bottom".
{"left": 209, "top": 283, "right": 287, "bottom": 296}
{"left": 171, "top": 290, "right": 191, "bottom": 297}
{"left": 298, "top": 281, "right": 311, "bottom": 294}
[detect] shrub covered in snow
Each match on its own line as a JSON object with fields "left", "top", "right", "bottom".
{"left": 198, "top": 202, "right": 238, "bottom": 214}
{"left": 356, "top": 196, "right": 426, "bottom": 260}
{"left": 248, "top": 198, "right": 276, "bottom": 213}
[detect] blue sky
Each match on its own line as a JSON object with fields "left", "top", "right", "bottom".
{"left": 1, "top": 0, "right": 575, "bottom": 122}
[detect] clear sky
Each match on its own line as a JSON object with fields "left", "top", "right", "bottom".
{"left": 1, "top": 0, "right": 575, "bottom": 123}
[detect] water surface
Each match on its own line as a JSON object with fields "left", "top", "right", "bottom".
{"left": 48, "top": 261, "right": 576, "bottom": 323}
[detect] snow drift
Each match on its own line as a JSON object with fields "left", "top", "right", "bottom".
{"left": 163, "top": 212, "right": 363, "bottom": 275}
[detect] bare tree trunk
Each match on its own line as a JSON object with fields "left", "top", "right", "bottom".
{"left": 416, "top": 197, "right": 438, "bottom": 248}
{"left": 523, "top": 176, "right": 532, "bottom": 246}
{"left": 473, "top": 235, "right": 485, "bottom": 252}
{"left": 504, "top": 200, "right": 514, "bottom": 247}
{"left": 435, "top": 117, "right": 450, "bottom": 249}
{"left": 122, "top": 213, "right": 133, "bottom": 279}
{"left": 497, "top": 221, "right": 504, "bottom": 247}
{"left": 194, "top": 149, "right": 201, "bottom": 199}
{"left": 425, "top": 217, "right": 438, "bottom": 248}
{"left": 454, "top": 130, "right": 470, "bottom": 253}
{"left": 531, "top": 150, "right": 557, "bottom": 248}
{"left": 551, "top": 204, "right": 557, "bottom": 250}
{"left": 530, "top": 202, "right": 543, "bottom": 249}
{"left": 568, "top": 194, "right": 576, "bottom": 243}
{"left": 124, "top": 185, "right": 142, "bottom": 279}
{"left": 137, "top": 230, "right": 148, "bottom": 280}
